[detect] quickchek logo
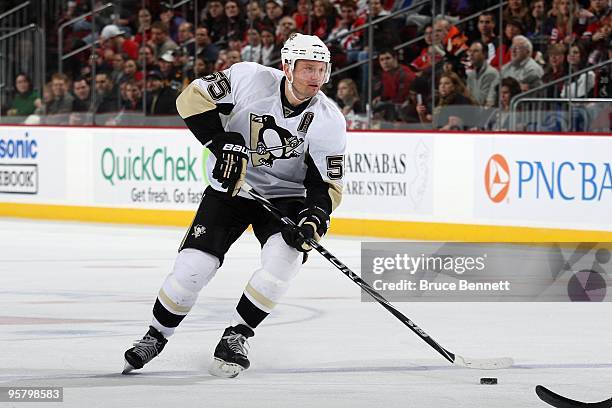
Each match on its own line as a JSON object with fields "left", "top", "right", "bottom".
{"left": 100, "top": 146, "right": 199, "bottom": 185}
{"left": 484, "top": 154, "right": 510, "bottom": 203}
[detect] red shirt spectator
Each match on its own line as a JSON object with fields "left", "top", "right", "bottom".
{"left": 376, "top": 49, "right": 415, "bottom": 104}
{"left": 328, "top": 0, "right": 366, "bottom": 50}
{"left": 134, "top": 8, "right": 153, "bottom": 45}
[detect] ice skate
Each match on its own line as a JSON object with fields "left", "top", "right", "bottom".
{"left": 122, "top": 326, "right": 168, "bottom": 374}
{"left": 208, "top": 325, "right": 254, "bottom": 378}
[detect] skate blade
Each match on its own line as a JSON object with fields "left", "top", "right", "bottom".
{"left": 208, "top": 358, "right": 244, "bottom": 378}
{"left": 122, "top": 360, "right": 136, "bottom": 375}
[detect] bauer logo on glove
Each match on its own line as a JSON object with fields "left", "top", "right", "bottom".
{"left": 208, "top": 132, "right": 249, "bottom": 197}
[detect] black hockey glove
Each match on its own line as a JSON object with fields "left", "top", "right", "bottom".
{"left": 282, "top": 206, "right": 330, "bottom": 252}
{"left": 208, "top": 132, "right": 248, "bottom": 197}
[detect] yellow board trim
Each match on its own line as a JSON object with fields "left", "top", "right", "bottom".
{"left": 0, "top": 202, "right": 611, "bottom": 241}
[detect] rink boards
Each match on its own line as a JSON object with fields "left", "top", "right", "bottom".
{"left": 0, "top": 125, "right": 610, "bottom": 241}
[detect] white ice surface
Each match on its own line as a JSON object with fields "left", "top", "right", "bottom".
{"left": 1, "top": 219, "right": 611, "bottom": 408}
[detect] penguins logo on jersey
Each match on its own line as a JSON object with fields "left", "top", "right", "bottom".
{"left": 249, "top": 114, "right": 304, "bottom": 167}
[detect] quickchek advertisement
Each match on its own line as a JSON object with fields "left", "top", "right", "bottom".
{"left": 0, "top": 127, "right": 66, "bottom": 200}
{"left": 336, "top": 133, "right": 434, "bottom": 220}
{"left": 476, "top": 135, "right": 612, "bottom": 230}
{"left": 94, "top": 131, "right": 208, "bottom": 209}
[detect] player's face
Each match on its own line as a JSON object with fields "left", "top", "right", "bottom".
{"left": 288, "top": 60, "right": 327, "bottom": 99}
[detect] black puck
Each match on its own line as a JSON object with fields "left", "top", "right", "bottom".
{"left": 480, "top": 377, "right": 498, "bottom": 385}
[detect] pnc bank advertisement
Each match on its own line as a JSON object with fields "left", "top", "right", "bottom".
{"left": 476, "top": 136, "right": 612, "bottom": 230}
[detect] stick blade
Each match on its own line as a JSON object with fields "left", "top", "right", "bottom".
{"left": 453, "top": 355, "right": 514, "bottom": 370}
{"left": 536, "top": 385, "right": 612, "bottom": 408}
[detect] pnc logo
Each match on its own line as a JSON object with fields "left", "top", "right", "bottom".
{"left": 484, "top": 154, "right": 510, "bottom": 203}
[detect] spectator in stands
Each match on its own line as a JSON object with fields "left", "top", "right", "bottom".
{"left": 544, "top": 0, "right": 591, "bottom": 45}
{"left": 486, "top": 77, "right": 521, "bottom": 130}
{"left": 328, "top": 0, "right": 365, "bottom": 51}
{"left": 503, "top": 0, "right": 533, "bottom": 30}
{"left": 46, "top": 73, "right": 74, "bottom": 117}
{"left": 148, "top": 21, "right": 178, "bottom": 60}
{"left": 526, "top": 0, "right": 549, "bottom": 54}
{"left": 203, "top": 0, "right": 228, "bottom": 45}
{"left": 228, "top": 36, "right": 244, "bottom": 53}
{"left": 541, "top": 43, "right": 567, "bottom": 97}
{"left": 93, "top": 71, "right": 121, "bottom": 114}
{"left": 260, "top": 27, "right": 280, "bottom": 66}
{"left": 68, "top": 77, "right": 92, "bottom": 125}
{"left": 184, "top": 27, "right": 220, "bottom": 65}
{"left": 145, "top": 70, "right": 179, "bottom": 115}
{"left": 242, "top": 28, "right": 263, "bottom": 62}
{"left": 368, "top": 0, "right": 395, "bottom": 50}
{"left": 177, "top": 22, "right": 195, "bottom": 49}
{"left": 335, "top": 78, "right": 365, "bottom": 116}
{"left": 160, "top": 4, "right": 186, "bottom": 43}
{"left": 215, "top": 50, "right": 229, "bottom": 71}
{"left": 6, "top": 73, "right": 40, "bottom": 117}
{"left": 350, "top": 0, "right": 396, "bottom": 99}
{"left": 501, "top": 35, "right": 544, "bottom": 89}
{"left": 410, "top": 25, "right": 444, "bottom": 73}
{"left": 372, "top": 48, "right": 416, "bottom": 121}
{"left": 588, "top": 0, "right": 610, "bottom": 19}
{"left": 194, "top": 55, "right": 214, "bottom": 78}
{"left": 434, "top": 18, "right": 469, "bottom": 60}
{"left": 226, "top": 50, "right": 243, "bottom": 68}
{"left": 134, "top": 8, "right": 153, "bottom": 45}
{"left": 247, "top": 1, "right": 268, "bottom": 32}
{"left": 562, "top": 43, "right": 595, "bottom": 97}
{"left": 263, "top": 0, "right": 285, "bottom": 30}
{"left": 71, "top": 77, "right": 91, "bottom": 112}
{"left": 418, "top": 72, "right": 474, "bottom": 129}
{"left": 111, "top": 1, "right": 136, "bottom": 36}
{"left": 310, "top": 0, "right": 338, "bottom": 40}
{"left": 100, "top": 24, "right": 139, "bottom": 60}
{"left": 158, "top": 51, "right": 184, "bottom": 90}
{"left": 475, "top": 12, "right": 497, "bottom": 62}
{"left": 277, "top": 16, "right": 298, "bottom": 43}
{"left": 397, "top": 76, "right": 431, "bottom": 123}
{"left": 492, "top": 18, "right": 525, "bottom": 69}
{"left": 31, "top": 82, "right": 52, "bottom": 121}
{"left": 293, "top": 0, "right": 310, "bottom": 33}
{"left": 122, "top": 80, "right": 143, "bottom": 112}
{"left": 138, "top": 44, "right": 157, "bottom": 73}
{"left": 110, "top": 53, "right": 126, "bottom": 84}
{"left": 122, "top": 58, "right": 143, "bottom": 84}
{"left": 582, "top": 5, "right": 611, "bottom": 60}
{"left": 466, "top": 40, "right": 499, "bottom": 107}
{"left": 224, "top": 0, "right": 248, "bottom": 42}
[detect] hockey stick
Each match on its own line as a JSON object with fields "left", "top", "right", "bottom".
{"left": 242, "top": 184, "right": 513, "bottom": 370}
{"left": 536, "top": 385, "right": 612, "bottom": 408}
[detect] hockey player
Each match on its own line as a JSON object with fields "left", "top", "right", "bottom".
{"left": 122, "top": 33, "right": 346, "bottom": 378}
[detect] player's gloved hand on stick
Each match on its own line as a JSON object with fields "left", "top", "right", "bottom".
{"left": 208, "top": 132, "right": 248, "bottom": 197}
{"left": 282, "top": 206, "right": 330, "bottom": 252}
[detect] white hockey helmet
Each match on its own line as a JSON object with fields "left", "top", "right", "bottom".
{"left": 281, "top": 33, "right": 331, "bottom": 83}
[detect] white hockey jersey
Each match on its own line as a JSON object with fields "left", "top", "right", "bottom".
{"left": 176, "top": 62, "right": 346, "bottom": 212}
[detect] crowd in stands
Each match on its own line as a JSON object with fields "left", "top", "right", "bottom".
{"left": 2, "top": 0, "right": 611, "bottom": 130}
